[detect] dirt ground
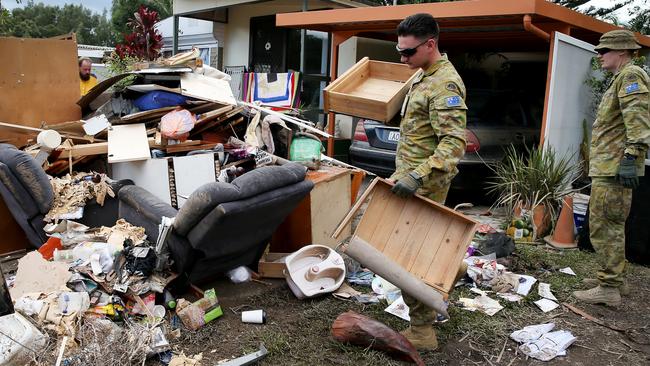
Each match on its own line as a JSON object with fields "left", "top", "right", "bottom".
{"left": 161, "top": 244, "right": 650, "bottom": 366}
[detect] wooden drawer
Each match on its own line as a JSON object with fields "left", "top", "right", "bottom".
{"left": 324, "top": 57, "right": 419, "bottom": 122}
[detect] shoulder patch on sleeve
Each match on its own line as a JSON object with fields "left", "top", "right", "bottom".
{"left": 625, "top": 82, "right": 640, "bottom": 94}
{"left": 625, "top": 73, "right": 639, "bottom": 82}
{"left": 446, "top": 95, "right": 462, "bottom": 107}
{"left": 446, "top": 82, "right": 458, "bottom": 92}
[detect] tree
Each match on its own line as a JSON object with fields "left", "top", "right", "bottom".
{"left": 111, "top": 0, "right": 171, "bottom": 40}
{"left": 115, "top": 6, "right": 163, "bottom": 61}
{"left": 0, "top": 1, "right": 114, "bottom": 46}
{"left": 628, "top": 0, "right": 649, "bottom": 34}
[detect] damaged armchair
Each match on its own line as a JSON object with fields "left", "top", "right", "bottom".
{"left": 118, "top": 162, "right": 314, "bottom": 283}
{"left": 0, "top": 144, "right": 131, "bottom": 248}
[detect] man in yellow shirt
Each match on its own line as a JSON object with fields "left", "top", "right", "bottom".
{"left": 79, "top": 57, "right": 98, "bottom": 96}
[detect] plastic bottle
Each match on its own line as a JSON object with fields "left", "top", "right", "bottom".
{"left": 163, "top": 290, "right": 176, "bottom": 310}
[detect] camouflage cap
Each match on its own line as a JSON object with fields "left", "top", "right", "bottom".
{"left": 595, "top": 29, "right": 641, "bottom": 51}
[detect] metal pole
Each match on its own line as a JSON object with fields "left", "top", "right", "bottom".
{"left": 173, "top": 15, "right": 179, "bottom": 55}
{"left": 300, "top": 0, "right": 307, "bottom": 72}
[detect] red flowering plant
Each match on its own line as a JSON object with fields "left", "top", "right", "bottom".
{"left": 115, "top": 6, "right": 163, "bottom": 61}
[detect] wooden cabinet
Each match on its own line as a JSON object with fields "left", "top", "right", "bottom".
{"left": 270, "top": 166, "right": 353, "bottom": 253}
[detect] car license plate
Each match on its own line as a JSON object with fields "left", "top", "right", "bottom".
{"left": 387, "top": 131, "right": 400, "bottom": 142}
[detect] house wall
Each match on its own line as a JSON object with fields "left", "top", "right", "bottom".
{"left": 223, "top": 0, "right": 345, "bottom": 68}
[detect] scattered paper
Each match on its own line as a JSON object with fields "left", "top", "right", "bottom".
{"left": 516, "top": 274, "right": 537, "bottom": 296}
{"left": 459, "top": 295, "right": 504, "bottom": 316}
{"left": 559, "top": 267, "right": 576, "bottom": 276}
{"left": 534, "top": 298, "right": 560, "bottom": 313}
{"left": 519, "top": 330, "right": 576, "bottom": 361}
{"left": 510, "top": 323, "right": 556, "bottom": 343}
{"left": 498, "top": 293, "right": 523, "bottom": 302}
{"left": 538, "top": 283, "right": 558, "bottom": 301}
{"left": 332, "top": 283, "right": 361, "bottom": 300}
{"left": 384, "top": 296, "right": 410, "bottom": 321}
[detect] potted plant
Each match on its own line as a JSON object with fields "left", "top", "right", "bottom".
{"left": 486, "top": 145, "right": 582, "bottom": 241}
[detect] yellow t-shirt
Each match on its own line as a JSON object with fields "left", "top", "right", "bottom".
{"left": 80, "top": 75, "right": 98, "bottom": 96}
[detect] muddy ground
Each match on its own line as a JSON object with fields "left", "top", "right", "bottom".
{"left": 161, "top": 244, "right": 650, "bottom": 366}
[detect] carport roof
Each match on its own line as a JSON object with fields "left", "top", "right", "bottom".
{"left": 276, "top": 0, "right": 650, "bottom": 50}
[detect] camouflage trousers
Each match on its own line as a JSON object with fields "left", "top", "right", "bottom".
{"left": 589, "top": 177, "right": 632, "bottom": 287}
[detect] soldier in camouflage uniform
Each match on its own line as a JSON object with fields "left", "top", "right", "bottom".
{"left": 389, "top": 13, "right": 467, "bottom": 351}
{"left": 573, "top": 29, "right": 650, "bottom": 307}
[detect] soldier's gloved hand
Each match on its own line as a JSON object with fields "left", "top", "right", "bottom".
{"left": 617, "top": 155, "right": 639, "bottom": 189}
{"left": 391, "top": 171, "right": 422, "bottom": 198}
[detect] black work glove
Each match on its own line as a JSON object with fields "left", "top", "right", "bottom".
{"left": 617, "top": 155, "right": 639, "bottom": 189}
{"left": 391, "top": 171, "right": 423, "bottom": 198}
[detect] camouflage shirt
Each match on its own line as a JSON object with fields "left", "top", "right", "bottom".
{"left": 390, "top": 54, "right": 467, "bottom": 191}
{"left": 590, "top": 61, "right": 650, "bottom": 177}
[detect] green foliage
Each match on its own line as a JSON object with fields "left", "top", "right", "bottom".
{"left": 111, "top": 0, "right": 171, "bottom": 39}
{"left": 0, "top": 1, "right": 114, "bottom": 46}
{"left": 104, "top": 51, "right": 140, "bottom": 91}
{"left": 487, "top": 145, "right": 582, "bottom": 226}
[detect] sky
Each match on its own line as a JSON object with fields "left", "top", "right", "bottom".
{"left": 2, "top": 0, "right": 113, "bottom": 16}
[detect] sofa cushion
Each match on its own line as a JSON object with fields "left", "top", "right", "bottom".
{"left": 0, "top": 144, "right": 54, "bottom": 214}
{"left": 174, "top": 163, "right": 307, "bottom": 236}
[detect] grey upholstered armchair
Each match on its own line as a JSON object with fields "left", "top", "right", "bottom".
{"left": 118, "top": 162, "right": 313, "bottom": 283}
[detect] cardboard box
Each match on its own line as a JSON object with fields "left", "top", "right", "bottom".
{"left": 324, "top": 57, "right": 419, "bottom": 122}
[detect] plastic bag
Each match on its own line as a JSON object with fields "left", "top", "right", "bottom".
{"left": 133, "top": 91, "right": 188, "bottom": 111}
{"left": 160, "top": 109, "right": 196, "bottom": 141}
{"left": 226, "top": 266, "right": 253, "bottom": 283}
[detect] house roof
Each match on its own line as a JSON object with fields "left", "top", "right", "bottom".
{"left": 276, "top": 0, "right": 650, "bottom": 51}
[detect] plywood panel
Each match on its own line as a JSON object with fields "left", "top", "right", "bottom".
{"left": 396, "top": 202, "right": 437, "bottom": 270}
{"left": 355, "top": 183, "right": 393, "bottom": 240}
{"left": 0, "top": 37, "right": 81, "bottom": 143}
{"left": 410, "top": 212, "right": 452, "bottom": 279}
{"left": 107, "top": 124, "right": 151, "bottom": 163}
{"left": 368, "top": 192, "right": 407, "bottom": 252}
{"left": 310, "top": 172, "right": 351, "bottom": 248}
{"left": 424, "top": 221, "right": 471, "bottom": 290}
{"left": 382, "top": 199, "right": 425, "bottom": 261}
{"left": 172, "top": 154, "right": 216, "bottom": 207}
{"left": 180, "top": 73, "right": 237, "bottom": 106}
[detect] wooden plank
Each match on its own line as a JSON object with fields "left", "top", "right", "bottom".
{"left": 367, "top": 191, "right": 407, "bottom": 253}
{"left": 195, "top": 105, "right": 233, "bottom": 124}
{"left": 180, "top": 72, "right": 237, "bottom": 106}
{"left": 396, "top": 201, "right": 437, "bottom": 270}
{"left": 354, "top": 181, "right": 393, "bottom": 240}
{"left": 424, "top": 221, "right": 471, "bottom": 289}
{"left": 410, "top": 211, "right": 453, "bottom": 280}
{"left": 258, "top": 253, "right": 290, "bottom": 279}
{"left": 165, "top": 142, "right": 216, "bottom": 154}
{"left": 369, "top": 60, "right": 417, "bottom": 82}
{"left": 382, "top": 200, "right": 425, "bottom": 262}
{"left": 119, "top": 106, "right": 176, "bottom": 123}
{"left": 332, "top": 177, "right": 379, "bottom": 239}
{"left": 107, "top": 124, "right": 151, "bottom": 163}
{"left": 0, "top": 121, "right": 100, "bottom": 143}
{"left": 350, "top": 170, "right": 366, "bottom": 205}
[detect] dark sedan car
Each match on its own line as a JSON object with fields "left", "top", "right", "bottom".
{"left": 349, "top": 89, "right": 542, "bottom": 190}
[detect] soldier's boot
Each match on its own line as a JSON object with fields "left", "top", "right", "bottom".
{"left": 400, "top": 325, "right": 438, "bottom": 351}
{"left": 582, "top": 278, "right": 629, "bottom": 296}
{"left": 573, "top": 286, "right": 621, "bottom": 306}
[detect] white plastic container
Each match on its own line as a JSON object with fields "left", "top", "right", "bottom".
{"left": 0, "top": 312, "right": 47, "bottom": 365}
{"left": 284, "top": 245, "right": 346, "bottom": 299}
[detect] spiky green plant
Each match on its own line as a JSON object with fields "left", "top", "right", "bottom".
{"left": 486, "top": 145, "right": 582, "bottom": 237}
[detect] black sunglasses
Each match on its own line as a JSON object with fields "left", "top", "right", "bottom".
{"left": 396, "top": 38, "right": 433, "bottom": 57}
{"left": 596, "top": 48, "right": 611, "bottom": 55}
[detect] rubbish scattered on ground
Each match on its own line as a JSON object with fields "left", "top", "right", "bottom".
{"left": 562, "top": 302, "right": 627, "bottom": 332}
{"left": 284, "top": 245, "right": 345, "bottom": 299}
{"left": 534, "top": 298, "right": 560, "bottom": 313}
{"left": 538, "top": 283, "right": 558, "bottom": 301}
{"left": 476, "top": 232, "right": 515, "bottom": 258}
{"left": 176, "top": 288, "right": 223, "bottom": 330}
{"left": 10, "top": 251, "right": 72, "bottom": 299}
{"left": 46, "top": 172, "right": 114, "bottom": 221}
{"left": 331, "top": 311, "right": 424, "bottom": 366}
{"left": 332, "top": 283, "right": 362, "bottom": 300}
{"left": 346, "top": 270, "right": 374, "bottom": 286}
{"left": 459, "top": 293, "right": 504, "bottom": 316}
{"left": 226, "top": 266, "right": 253, "bottom": 284}
{"left": 559, "top": 267, "right": 576, "bottom": 276}
{"left": 510, "top": 323, "right": 557, "bottom": 343}
{"left": 497, "top": 292, "right": 523, "bottom": 302}
{"left": 217, "top": 344, "right": 268, "bottom": 366}
{"left": 515, "top": 274, "right": 537, "bottom": 296}
{"left": 384, "top": 295, "right": 410, "bottom": 321}
{"left": 512, "top": 325, "right": 576, "bottom": 361}
{"left": 241, "top": 309, "right": 266, "bottom": 324}
{"left": 169, "top": 352, "right": 203, "bottom": 366}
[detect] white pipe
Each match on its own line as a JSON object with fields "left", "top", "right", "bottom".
{"left": 239, "top": 101, "right": 332, "bottom": 138}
